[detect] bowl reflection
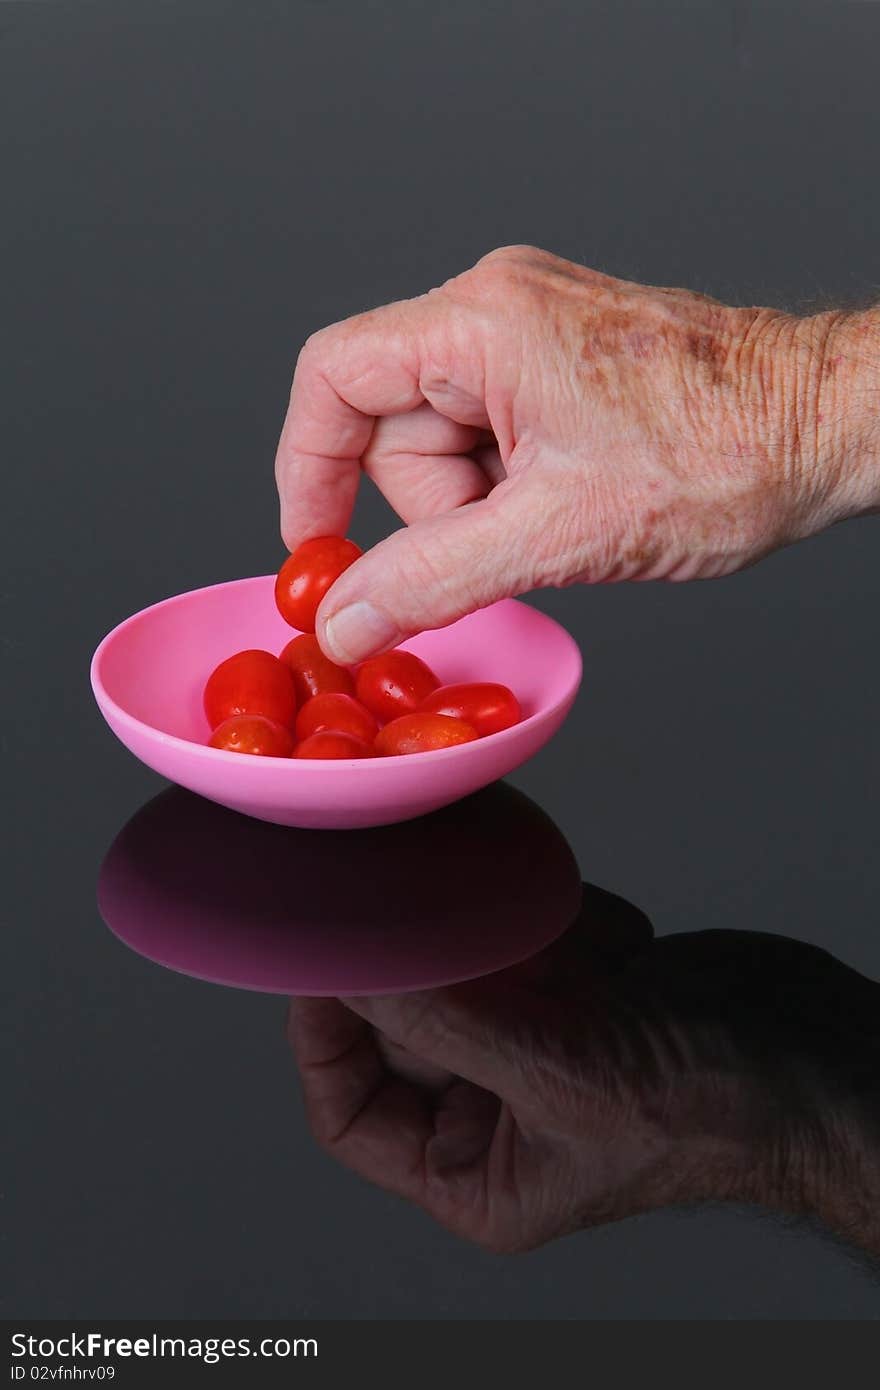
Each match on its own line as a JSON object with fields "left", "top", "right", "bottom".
{"left": 97, "top": 782, "right": 582, "bottom": 995}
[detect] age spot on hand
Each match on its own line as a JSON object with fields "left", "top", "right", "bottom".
{"left": 685, "top": 330, "right": 730, "bottom": 386}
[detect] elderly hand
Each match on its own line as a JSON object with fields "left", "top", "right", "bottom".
{"left": 275, "top": 245, "right": 879, "bottom": 664}
{"left": 287, "top": 888, "right": 880, "bottom": 1254}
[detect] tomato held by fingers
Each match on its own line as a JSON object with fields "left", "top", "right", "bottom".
{"left": 374, "top": 713, "right": 478, "bottom": 756}
{"left": 204, "top": 649, "right": 297, "bottom": 730}
{"left": 280, "top": 632, "right": 355, "bottom": 704}
{"left": 420, "top": 682, "right": 521, "bottom": 736}
{"left": 294, "top": 731, "right": 374, "bottom": 760}
{"left": 355, "top": 650, "right": 440, "bottom": 723}
{"left": 295, "top": 692, "right": 379, "bottom": 744}
{"left": 209, "top": 714, "right": 294, "bottom": 758}
{"left": 275, "top": 536, "right": 362, "bottom": 633}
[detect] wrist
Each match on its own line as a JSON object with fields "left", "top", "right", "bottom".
{"left": 650, "top": 1063, "right": 880, "bottom": 1251}
{"left": 790, "top": 308, "right": 880, "bottom": 527}
{"left": 728, "top": 306, "right": 880, "bottom": 542}
{"left": 740, "top": 1077, "right": 880, "bottom": 1254}
{"left": 811, "top": 1137, "right": 880, "bottom": 1254}
{"left": 795, "top": 1098, "right": 880, "bottom": 1255}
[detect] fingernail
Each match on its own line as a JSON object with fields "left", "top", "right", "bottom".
{"left": 323, "top": 601, "right": 399, "bottom": 664}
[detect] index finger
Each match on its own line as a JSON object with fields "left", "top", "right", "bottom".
{"left": 287, "top": 997, "right": 503, "bottom": 1232}
{"left": 287, "top": 997, "right": 433, "bottom": 1196}
{"left": 274, "top": 299, "right": 430, "bottom": 550}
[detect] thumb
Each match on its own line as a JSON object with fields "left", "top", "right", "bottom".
{"left": 315, "top": 480, "right": 537, "bottom": 664}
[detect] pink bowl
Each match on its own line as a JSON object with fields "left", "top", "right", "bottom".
{"left": 90, "top": 577, "right": 582, "bottom": 829}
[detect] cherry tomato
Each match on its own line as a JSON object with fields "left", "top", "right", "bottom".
{"left": 209, "top": 714, "right": 294, "bottom": 758}
{"left": 419, "top": 682, "right": 521, "bottom": 736}
{"left": 355, "top": 650, "right": 440, "bottom": 723}
{"left": 295, "top": 692, "right": 379, "bottom": 744}
{"left": 275, "top": 536, "right": 362, "bottom": 633}
{"left": 204, "top": 649, "right": 296, "bottom": 730}
{"left": 374, "top": 713, "right": 478, "bottom": 756}
{"left": 294, "top": 731, "right": 374, "bottom": 760}
{"left": 280, "top": 632, "right": 355, "bottom": 704}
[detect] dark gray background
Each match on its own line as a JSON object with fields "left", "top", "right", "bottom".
{"left": 4, "top": 0, "right": 879, "bottom": 1318}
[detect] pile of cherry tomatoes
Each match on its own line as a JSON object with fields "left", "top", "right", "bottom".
{"left": 203, "top": 537, "right": 521, "bottom": 759}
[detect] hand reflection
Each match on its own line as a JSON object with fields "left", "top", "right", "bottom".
{"left": 289, "top": 901, "right": 880, "bottom": 1256}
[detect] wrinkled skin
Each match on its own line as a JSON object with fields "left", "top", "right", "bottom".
{"left": 288, "top": 886, "right": 880, "bottom": 1255}
{"left": 275, "top": 246, "right": 878, "bottom": 664}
